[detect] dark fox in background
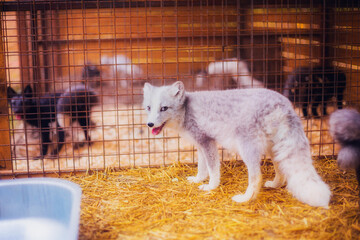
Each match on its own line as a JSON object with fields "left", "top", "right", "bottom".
{"left": 7, "top": 85, "right": 64, "bottom": 158}
{"left": 56, "top": 84, "right": 98, "bottom": 147}
{"left": 7, "top": 84, "right": 98, "bottom": 159}
{"left": 329, "top": 109, "right": 360, "bottom": 201}
{"left": 82, "top": 63, "right": 101, "bottom": 88}
{"left": 283, "top": 66, "right": 346, "bottom": 118}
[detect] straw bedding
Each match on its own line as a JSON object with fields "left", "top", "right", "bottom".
{"left": 8, "top": 100, "right": 360, "bottom": 239}
{"left": 66, "top": 158, "right": 360, "bottom": 240}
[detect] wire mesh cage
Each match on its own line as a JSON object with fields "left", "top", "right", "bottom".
{"left": 0, "top": 0, "right": 359, "bottom": 178}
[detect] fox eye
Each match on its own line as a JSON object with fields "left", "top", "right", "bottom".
{"left": 160, "top": 106, "right": 168, "bottom": 112}
{"left": 146, "top": 106, "right": 151, "bottom": 111}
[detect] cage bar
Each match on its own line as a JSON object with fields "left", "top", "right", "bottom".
{"left": 0, "top": 0, "right": 359, "bottom": 178}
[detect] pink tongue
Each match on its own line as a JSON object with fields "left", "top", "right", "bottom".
{"left": 15, "top": 115, "right": 21, "bottom": 120}
{"left": 152, "top": 126, "right": 162, "bottom": 136}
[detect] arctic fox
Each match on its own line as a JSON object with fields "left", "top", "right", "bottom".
{"left": 329, "top": 109, "right": 360, "bottom": 194}
{"left": 196, "top": 58, "right": 264, "bottom": 89}
{"left": 101, "top": 54, "right": 143, "bottom": 88}
{"left": 143, "top": 81, "right": 331, "bottom": 207}
{"left": 8, "top": 84, "right": 98, "bottom": 158}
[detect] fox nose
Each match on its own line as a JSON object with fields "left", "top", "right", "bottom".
{"left": 147, "top": 122, "right": 154, "bottom": 128}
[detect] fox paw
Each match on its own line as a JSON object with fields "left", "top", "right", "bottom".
{"left": 187, "top": 176, "right": 204, "bottom": 183}
{"left": 198, "top": 184, "right": 217, "bottom": 191}
{"left": 232, "top": 193, "right": 252, "bottom": 203}
{"left": 264, "top": 180, "right": 285, "bottom": 188}
{"left": 264, "top": 180, "right": 277, "bottom": 188}
{"left": 47, "top": 155, "right": 58, "bottom": 159}
{"left": 73, "top": 142, "right": 86, "bottom": 150}
{"left": 33, "top": 155, "right": 44, "bottom": 160}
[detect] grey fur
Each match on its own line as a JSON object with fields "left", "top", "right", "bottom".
{"left": 82, "top": 64, "right": 101, "bottom": 88}
{"left": 329, "top": 109, "right": 360, "bottom": 169}
{"left": 143, "top": 81, "right": 331, "bottom": 207}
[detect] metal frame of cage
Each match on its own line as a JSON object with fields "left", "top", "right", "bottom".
{"left": 0, "top": 0, "right": 359, "bottom": 178}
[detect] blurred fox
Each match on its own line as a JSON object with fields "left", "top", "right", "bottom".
{"left": 143, "top": 81, "right": 330, "bottom": 207}
{"left": 283, "top": 66, "right": 346, "bottom": 118}
{"left": 82, "top": 63, "right": 101, "bottom": 88}
{"left": 329, "top": 109, "right": 360, "bottom": 198}
{"left": 56, "top": 84, "right": 98, "bottom": 147}
{"left": 101, "top": 54, "right": 144, "bottom": 89}
{"left": 7, "top": 84, "right": 98, "bottom": 159}
{"left": 196, "top": 58, "right": 264, "bottom": 89}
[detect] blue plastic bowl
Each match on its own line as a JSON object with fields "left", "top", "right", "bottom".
{"left": 0, "top": 178, "right": 82, "bottom": 240}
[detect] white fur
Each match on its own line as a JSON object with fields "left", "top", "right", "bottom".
{"left": 57, "top": 113, "right": 86, "bottom": 143}
{"left": 143, "top": 81, "right": 331, "bottom": 207}
{"left": 101, "top": 55, "right": 143, "bottom": 88}
{"left": 196, "top": 58, "right": 264, "bottom": 88}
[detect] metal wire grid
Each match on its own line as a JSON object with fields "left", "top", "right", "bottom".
{"left": 0, "top": 0, "right": 359, "bottom": 177}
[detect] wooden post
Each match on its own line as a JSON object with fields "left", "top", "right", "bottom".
{"left": 0, "top": 17, "right": 12, "bottom": 171}
{"left": 17, "top": 11, "right": 31, "bottom": 86}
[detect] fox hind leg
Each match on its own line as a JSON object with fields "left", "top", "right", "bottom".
{"left": 77, "top": 115, "right": 92, "bottom": 144}
{"left": 39, "top": 129, "right": 51, "bottom": 159}
{"left": 264, "top": 161, "right": 286, "bottom": 188}
{"left": 232, "top": 142, "right": 263, "bottom": 203}
{"left": 50, "top": 126, "right": 65, "bottom": 156}
{"left": 302, "top": 102, "right": 309, "bottom": 118}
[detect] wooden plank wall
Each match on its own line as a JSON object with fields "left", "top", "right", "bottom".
{"left": 0, "top": 19, "right": 12, "bottom": 171}
{"left": 2, "top": 4, "right": 360, "bottom": 104}
{"left": 331, "top": 8, "right": 360, "bottom": 106}
{"left": 48, "top": 6, "right": 240, "bottom": 90}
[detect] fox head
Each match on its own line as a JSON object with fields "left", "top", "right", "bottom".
{"left": 143, "top": 81, "right": 186, "bottom": 135}
{"left": 82, "top": 64, "right": 100, "bottom": 79}
{"left": 7, "top": 85, "right": 36, "bottom": 119}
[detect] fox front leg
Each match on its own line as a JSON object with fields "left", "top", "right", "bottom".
{"left": 33, "top": 129, "right": 51, "bottom": 160}
{"left": 187, "top": 147, "right": 209, "bottom": 183}
{"left": 50, "top": 126, "right": 65, "bottom": 157}
{"left": 188, "top": 140, "right": 220, "bottom": 191}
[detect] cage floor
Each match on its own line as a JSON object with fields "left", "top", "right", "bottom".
{"left": 66, "top": 159, "right": 359, "bottom": 240}
{"left": 10, "top": 102, "right": 337, "bottom": 173}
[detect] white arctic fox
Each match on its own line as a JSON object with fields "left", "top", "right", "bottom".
{"left": 143, "top": 81, "right": 331, "bottom": 207}
{"left": 196, "top": 58, "right": 264, "bottom": 89}
{"left": 101, "top": 55, "right": 143, "bottom": 88}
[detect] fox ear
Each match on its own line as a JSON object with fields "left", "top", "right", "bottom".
{"left": 7, "top": 87, "right": 17, "bottom": 100}
{"left": 170, "top": 81, "right": 185, "bottom": 102}
{"left": 143, "top": 82, "right": 153, "bottom": 94}
{"left": 23, "top": 85, "right": 33, "bottom": 97}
